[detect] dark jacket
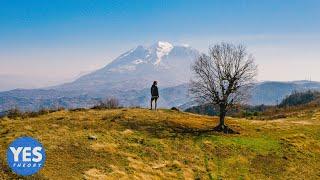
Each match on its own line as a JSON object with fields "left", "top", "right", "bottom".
{"left": 151, "top": 85, "right": 159, "bottom": 97}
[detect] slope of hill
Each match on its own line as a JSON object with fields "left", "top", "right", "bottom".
{"left": 1, "top": 108, "right": 320, "bottom": 179}
{"left": 250, "top": 80, "right": 320, "bottom": 105}
{"left": 279, "top": 90, "right": 320, "bottom": 107}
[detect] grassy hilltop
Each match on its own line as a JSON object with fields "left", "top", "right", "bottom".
{"left": 1, "top": 108, "right": 320, "bottom": 179}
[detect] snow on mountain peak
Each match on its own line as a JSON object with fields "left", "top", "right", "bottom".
{"left": 106, "top": 41, "right": 196, "bottom": 73}
{"left": 149, "top": 41, "right": 174, "bottom": 65}
{"left": 154, "top": 41, "right": 173, "bottom": 48}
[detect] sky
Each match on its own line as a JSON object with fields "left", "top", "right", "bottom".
{"left": 0, "top": 0, "right": 320, "bottom": 90}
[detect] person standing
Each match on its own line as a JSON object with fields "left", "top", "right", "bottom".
{"left": 150, "top": 81, "right": 159, "bottom": 110}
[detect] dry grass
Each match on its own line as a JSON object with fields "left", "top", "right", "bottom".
{"left": 1, "top": 108, "right": 320, "bottom": 179}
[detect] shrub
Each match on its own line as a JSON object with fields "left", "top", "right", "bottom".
{"left": 92, "top": 98, "right": 120, "bottom": 109}
{"left": 70, "top": 108, "right": 87, "bottom": 112}
{"left": 26, "top": 108, "right": 51, "bottom": 118}
{"left": 6, "top": 108, "right": 23, "bottom": 119}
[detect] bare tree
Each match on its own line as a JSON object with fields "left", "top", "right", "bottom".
{"left": 190, "top": 42, "right": 257, "bottom": 133}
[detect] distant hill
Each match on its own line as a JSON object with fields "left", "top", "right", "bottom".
{"left": 0, "top": 84, "right": 190, "bottom": 112}
{"left": 183, "top": 81, "right": 320, "bottom": 113}
{"left": 250, "top": 80, "right": 320, "bottom": 105}
{"left": 1, "top": 81, "right": 320, "bottom": 113}
{"left": 279, "top": 90, "right": 320, "bottom": 107}
{"left": 0, "top": 89, "right": 99, "bottom": 112}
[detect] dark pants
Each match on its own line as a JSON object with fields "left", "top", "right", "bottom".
{"left": 150, "top": 96, "right": 158, "bottom": 110}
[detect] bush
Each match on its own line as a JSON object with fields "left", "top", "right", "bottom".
{"left": 92, "top": 98, "right": 120, "bottom": 109}
{"left": 6, "top": 108, "right": 23, "bottom": 119}
{"left": 26, "top": 108, "right": 51, "bottom": 118}
{"left": 270, "top": 114, "right": 287, "bottom": 119}
{"left": 70, "top": 108, "right": 87, "bottom": 112}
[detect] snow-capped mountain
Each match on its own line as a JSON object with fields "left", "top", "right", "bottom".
{"left": 54, "top": 41, "right": 200, "bottom": 96}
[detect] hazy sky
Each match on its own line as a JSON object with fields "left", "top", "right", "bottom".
{"left": 1, "top": 0, "right": 320, "bottom": 90}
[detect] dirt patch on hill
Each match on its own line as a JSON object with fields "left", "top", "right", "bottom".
{"left": 84, "top": 169, "right": 108, "bottom": 180}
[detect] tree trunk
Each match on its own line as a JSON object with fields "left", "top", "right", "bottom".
{"left": 219, "top": 105, "right": 226, "bottom": 128}
{"left": 212, "top": 104, "right": 238, "bottom": 134}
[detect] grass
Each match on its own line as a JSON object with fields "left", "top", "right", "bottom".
{"left": 1, "top": 108, "right": 320, "bottom": 179}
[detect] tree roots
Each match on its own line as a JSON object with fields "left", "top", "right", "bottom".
{"left": 213, "top": 124, "right": 239, "bottom": 134}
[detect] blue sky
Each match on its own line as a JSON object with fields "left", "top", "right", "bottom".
{"left": 1, "top": 0, "right": 320, "bottom": 89}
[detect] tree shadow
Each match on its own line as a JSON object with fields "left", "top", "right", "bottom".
{"left": 108, "top": 113, "right": 239, "bottom": 138}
